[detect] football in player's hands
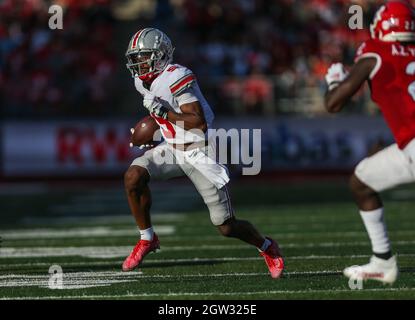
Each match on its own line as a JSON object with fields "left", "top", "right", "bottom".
{"left": 130, "top": 115, "right": 160, "bottom": 149}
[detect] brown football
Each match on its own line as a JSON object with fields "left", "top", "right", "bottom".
{"left": 130, "top": 115, "right": 160, "bottom": 147}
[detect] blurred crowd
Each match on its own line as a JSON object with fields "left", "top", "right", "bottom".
{"left": 0, "top": 0, "right": 117, "bottom": 117}
{"left": 0, "top": 0, "right": 400, "bottom": 117}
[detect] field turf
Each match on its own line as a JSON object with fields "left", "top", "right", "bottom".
{"left": 0, "top": 180, "right": 414, "bottom": 300}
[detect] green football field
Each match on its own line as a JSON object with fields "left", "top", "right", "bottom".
{"left": 0, "top": 180, "right": 414, "bottom": 300}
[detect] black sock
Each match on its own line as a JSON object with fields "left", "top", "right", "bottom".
{"left": 374, "top": 251, "right": 392, "bottom": 260}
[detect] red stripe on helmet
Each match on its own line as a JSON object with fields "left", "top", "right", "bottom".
{"left": 131, "top": 29, "right": 145, "bottom": 49}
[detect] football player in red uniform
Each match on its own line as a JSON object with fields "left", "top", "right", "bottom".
{"left": 324, "top": 0, "right": 415, "bottom": 284}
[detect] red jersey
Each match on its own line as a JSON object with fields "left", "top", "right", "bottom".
{"left": 355, "top": 39, "right": 415, "bottom": 149}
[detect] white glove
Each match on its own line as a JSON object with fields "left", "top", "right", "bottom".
{"left": 143, "top": 94, "right": 169, "bottom": 120}
{"left": 325, "top": 63, "right": 349, "bottom": 91}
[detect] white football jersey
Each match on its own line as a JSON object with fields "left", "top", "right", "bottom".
{"left": 134, "top": 64, "right": 214, "bottom": 144}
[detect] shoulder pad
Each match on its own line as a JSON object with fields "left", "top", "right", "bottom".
{"left": 167, "top": 65, "right": 197, "bottom": 97}
{"left": 355, "top": 39, "right": 379, "bottom": 62}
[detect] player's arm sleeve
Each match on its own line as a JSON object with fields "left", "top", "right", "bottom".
{"left": 353, "top": 41, "right": 382, "bottom": 79}
{"left": 169, "top": 72, "right": 197, "bottom": 97}
{"left": 325, "top": 58, "right": 375, "bottom": 113}
{"left": 324, "top": 40, "right": 379, "bottom": 113}
{"left": 165, "top": 68, "right": 207, "bottom": 131}
{"left": 175, "top": 87, "right": 199, "bottom": 106}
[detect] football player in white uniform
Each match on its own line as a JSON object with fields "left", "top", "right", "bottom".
{"left": 122, "top": 28, "right": 284, "bottom": 278}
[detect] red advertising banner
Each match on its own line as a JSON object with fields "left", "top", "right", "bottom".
{"left": 1, "top": 117, "right": 393, "bottom": 177}
{"left": 2, "top": 121, "right": 141, "bottom": 177}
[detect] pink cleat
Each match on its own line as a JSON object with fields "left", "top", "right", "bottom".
{"left": 122, "top": 233, "right": 160, "bottom": 271}
{"left": 260, "top": 237, "right": 284, "bottom": 279}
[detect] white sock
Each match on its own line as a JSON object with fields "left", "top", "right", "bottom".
{"left": 258, "top": 238, "right": 272, "bottom": 252}
{"left": 359, "top": 208, "right": 391, "bottom": 254}
{"left": 139, "top": 227, "right": 154, "bottom": 241}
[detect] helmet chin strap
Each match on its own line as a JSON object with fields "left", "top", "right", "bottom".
{"left": 139, "top": 70, "right": 161, "bottom": 84}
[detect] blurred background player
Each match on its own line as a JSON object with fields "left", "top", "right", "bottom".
{"left": 324, "top": 0, "right": 415, "bottom": 284}
{"left": 122, "top": 28, "right": 284, "bottom": 278}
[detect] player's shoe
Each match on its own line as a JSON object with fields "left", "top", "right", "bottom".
{"left": 343, "top": 255, "right": 398, "bottom": 284}
{"left": 260, "top": 237, "right": 284, "bottom": 279}
{"left": 122, "top": 233, "right": 160, "bottom": 272}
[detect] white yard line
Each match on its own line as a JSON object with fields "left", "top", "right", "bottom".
{"left": 163, "top": 230, "right": 415, "bottom": 241}
{"left": 0, "top": 229, "right": 405, "bottom": 243}
{"left": 0, "top": 270, "right": 341, "bottom": 290}
{"left": 1, "top": 253, "right": 415, "bottom": 270}
{"left": 0, "top": 270, "right": 141, "bottom": 289}
{"left": 0, "top": 270, "right": 339, "bottom": 280}
{"left": 1, "top": 241, "right": 415, "bottom": 258}
{"left": 19, "top": 213, "right": 185, "bottom": 226}
{"left": 0, "top": 225, "right": 175, "bottom": 239}
{"left": 1, "top": 268, "right": 414, "bottom": 292}
{"left": 0, "top": 245, "right": 249, "bottom": 259}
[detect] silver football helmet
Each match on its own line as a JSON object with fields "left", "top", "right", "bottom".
{"left": 125, "top": 28, "right": 174, "bottom": 80}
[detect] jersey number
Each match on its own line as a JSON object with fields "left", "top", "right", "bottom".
{"left": 406, "top": 62, "right": 415, "bottom": 101}
{"left": 166, "top": 66, "right": 177, "bottom": 72}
